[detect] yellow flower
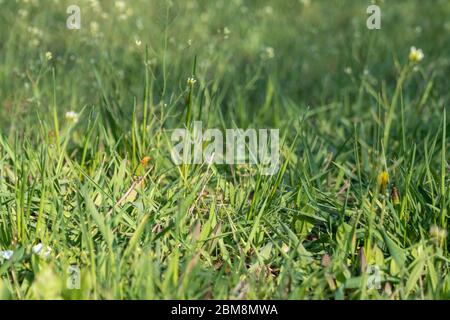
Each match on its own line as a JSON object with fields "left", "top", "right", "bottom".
{"left": 377, "top": 171, "right": 389, "bottom": 193}
{"left": 409, "top": 46, "right": 424, "bottom": 63}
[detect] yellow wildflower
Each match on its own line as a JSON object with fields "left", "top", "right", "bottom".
{"left": 377, "top": 171, "right": 389, "bottom": 193}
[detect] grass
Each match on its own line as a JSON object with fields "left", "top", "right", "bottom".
{"left": 0, "top": 0, "right": 449, "bottom": 299}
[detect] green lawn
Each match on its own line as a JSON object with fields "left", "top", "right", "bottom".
{"left": 0, "top": 0, "right": 449, "bottom": 299}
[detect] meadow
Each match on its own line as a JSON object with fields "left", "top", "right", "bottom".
{"left": 0, "top": 0, "right": 449, "bottom": 299}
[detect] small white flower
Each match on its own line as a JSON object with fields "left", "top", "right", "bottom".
{"left": 187, "top": 77, "right": 197, "bottom": 86}
{"left": 264, "top": 6, "right": 273, "bottom": 15}
{"left": 409, "top": 46, "right": 424, "bottom": 63}
{"left": 135, "top": 39, "right": 142, "bottom": 47}
{"left": 65, "top": 111, "right": 80, "bottom": 123}
{"left": 32, "top": 243, "right": 52, "bottom": 258}
{"left": 115, "top": 1, "right": 126, "bottom": 11}
{"left": 45, "top": 51, "right": 53, "bottom": 61}
{"left": 0, "top": 250, "right": 13, "bottom": 261}
{"left": 32, "top": 243, "right": 43, "bottom": 254}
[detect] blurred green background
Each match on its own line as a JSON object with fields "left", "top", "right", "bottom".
{"left": 1, "top": 0, "right": 449, "bottom": 133}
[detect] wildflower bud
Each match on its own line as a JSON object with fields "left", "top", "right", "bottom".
{"left": 391, "top": 186, "right": 400, "bottom": 205}
{"left": 140, "top": 156, "right": 151, "bottom": 166}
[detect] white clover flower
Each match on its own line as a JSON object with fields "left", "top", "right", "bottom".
{"left": 65, "top": 111, "right": 80, "bottom": 123}
{"left": 115, "top": 1, "right": 126, "bottom": 11}
{"left": 264, "top": 6, "right": 273, "bottom": 15}
{"left": 32, "top": 243, "right": 52, "bottom": 258}
{"left": 409, "top": 46, "right": 424, "bottom": 63}
{"left": 0, "top": 250, "right": 13, "bottom": 261}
